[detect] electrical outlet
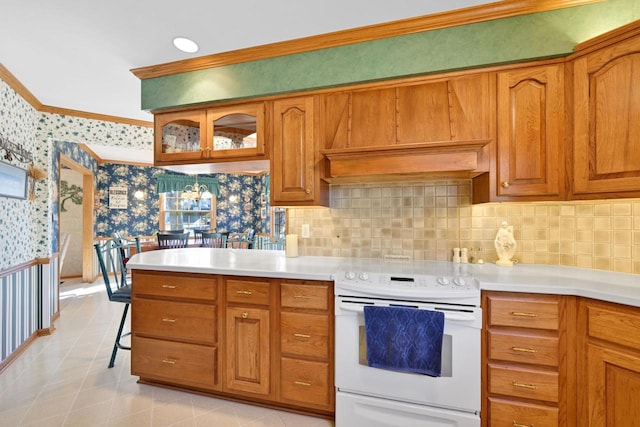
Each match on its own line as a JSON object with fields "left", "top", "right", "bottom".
{"left": 301, "top": 224, "right": 310, "bottom": 238}
{"left": 507, "top": 225, "right": 514, "bottom": 234}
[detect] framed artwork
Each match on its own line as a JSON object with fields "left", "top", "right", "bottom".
{"left": 0, "top": 161, "right": 28, "bottom": 199}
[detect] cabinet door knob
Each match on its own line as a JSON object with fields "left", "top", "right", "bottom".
{"left": 305, "top": 188, "right": 311, "bottom": 194}
{"left": 242, "top": 312, "right": 248, "bottom": 319}
{"left": 502, "top": 181, "right": 510, "bottom": 188}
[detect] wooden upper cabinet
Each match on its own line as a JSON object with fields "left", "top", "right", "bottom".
{"left": 572, "top": 33, "right": 640, "bottom": 198}
{"left": 206, "top": 102, "right": 265, "bottom": 160}
{"left": 153, "top": 102, "right": 266, "bottom": 166}
{"left": 155, "top": 109, "right": 207, "bottom": 163}
{"left": 271, "top": 96, "right": 328, "bottom": 206}
{"left": 495, "top": 64, "right": 565, "bottom": 200}
{"left": 324, "top": 73, "right": 490, "bottom": 150}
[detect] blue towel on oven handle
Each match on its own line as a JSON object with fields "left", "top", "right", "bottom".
{"left": 363, "top": 305, "right": 445, "bottom": 377}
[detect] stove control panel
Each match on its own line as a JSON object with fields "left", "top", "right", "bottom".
{"left": 336, "top": 271, "right": 477, "bottom": 292}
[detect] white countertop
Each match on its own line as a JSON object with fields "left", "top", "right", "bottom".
{"left": 127, "top": 248, "right": 640, "bottom": 307}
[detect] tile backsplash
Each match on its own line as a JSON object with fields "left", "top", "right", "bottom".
{"left": 287, "top": 181, "right": 640, "bottom": 275}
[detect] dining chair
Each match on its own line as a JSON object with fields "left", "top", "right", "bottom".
{"left": 157, "top": 231, "right": 190, "bottom": 249}
{"left": 194, "top": 228, "right": 216, "bottom": 246}
{"left": 94, "top": 235, "right": 140, "bottom": 368}
{"left": 258, "top": 236, "right": 285, "bottom": 250}
{"left": 201, "top": 231, "right": 227, "bottom": 248}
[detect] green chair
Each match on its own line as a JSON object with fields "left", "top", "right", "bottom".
{"left": 94, "top": 234, "right": 141, "bottom": 368}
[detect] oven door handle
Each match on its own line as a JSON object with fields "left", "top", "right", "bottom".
{"left": 337, "top": 302, "right": 477, "bottom": 322}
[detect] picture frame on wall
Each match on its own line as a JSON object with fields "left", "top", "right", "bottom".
{"left": 0, "top": 161, "right": 28, "bottom": 200}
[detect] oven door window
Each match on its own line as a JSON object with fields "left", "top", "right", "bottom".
{"left": 358, "top": 325, "right": 453, "bottom": 377}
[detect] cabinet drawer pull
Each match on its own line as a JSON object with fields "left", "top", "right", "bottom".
{"left": 294, "top": 380, "right": 311, "bottom": 387}
{"left": 242, "top": 312, "right": 248, "bottom": 319}
{"left": 511, "top": 311, "right": 537, "bottom": 317}
{"left": 293, "top": 333, "right": 311, "bottom": 339}
{"left": 162, "top": 284, "right": 177, "bottom": 289}
{"left": 162, "top": 358, "right": 176, "bottom": 365}
{"left": 511, "top": 346, "right": 537, "bottom": 353}
{"left": 236, "top": 290, "right": 253, "bottom": 295}
{"left": 512, "top": 381, "right": 537, "bottom": 390}
{"left": 162, "top": 317, "right": 176, "bottom": 323}
{"left": 293, "top": 295, "right": 309, "bottom": 299}
{"left": 512, "top": 422, "right": 532, "bottom": 427}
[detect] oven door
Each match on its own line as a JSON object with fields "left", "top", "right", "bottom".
{"left": 335, "top": 296, "right": 482, "bottom": 415}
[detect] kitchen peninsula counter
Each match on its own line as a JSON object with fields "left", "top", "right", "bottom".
{"left": 127, "top": 248, "right": 640, "bottom": 307}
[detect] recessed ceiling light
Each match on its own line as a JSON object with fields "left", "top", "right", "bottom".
{"left": 173, "top": 37, "right": 199, "bottom": 53}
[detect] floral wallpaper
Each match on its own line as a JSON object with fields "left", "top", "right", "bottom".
{"left": 96, "top": 163, "right": 268, "bottom": 238}
{"left": 0, "top": 79, "right": 39, "bottom": 270}
{"left": 36, "top": 112, "right": 153, "bottom": 254}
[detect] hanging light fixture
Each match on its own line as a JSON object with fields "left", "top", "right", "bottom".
{"left": 180, "top": 175, "right": 212, "bottom": 200}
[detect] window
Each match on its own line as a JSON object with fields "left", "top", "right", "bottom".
{"left": 159, "top": 192, "right": 216, "bottom": 236}
{"left": 271, "top": 207, "right": 286, "bottom": 239}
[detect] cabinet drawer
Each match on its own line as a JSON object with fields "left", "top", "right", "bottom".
{"left": 587, "top": 302, "right": 640, "bottom": 352}
{"left": 133, "top": 299, "right": 216, "bottom": 344}
{"left": 489, "top": 397, "right": 558, "bottom": 427}
{"left": 489, "top": 364, "right": 558, "bottom": 403}
{"left": 489, "top": 330, "right": 559, "bottom": 367}
{"left": 132, "top": 336, "right": 217, "bottom": 390}
{"left": 281, "top": 312, "right": 329, "bottom": 359}
{"left": 133, "top": 271, "right": 217, "bottom": 302}
{"left": 226, "top": 279, "right": 270, "bottom": 306}
{"left": 281, "top": 282, "right": 329, "bottom": 310}
{"left": 280, "top": 357, "right": 331, "bottom": 408}
{"left": 488, "top": 295, "right": 559, "bottom": 330}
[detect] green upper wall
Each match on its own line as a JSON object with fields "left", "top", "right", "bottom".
{"left": 141, "top": 0, "right": 640, "bottom": 112}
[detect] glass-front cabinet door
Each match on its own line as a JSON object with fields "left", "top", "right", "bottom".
{"left": 154, "top": 102, "right": 266, "bottom": 165}
{"left": 206, "top": 102, "right": 265, "bottom": 159}
{"left": 155, "top": 109, "right": 207, "bottom": 163}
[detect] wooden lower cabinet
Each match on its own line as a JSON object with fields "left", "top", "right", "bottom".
{"left": 278, "top": 279, "right": 334, "bottom": 413}
{"left": 578, "top": 299, "right": 640, "bottom": 427}
{"left": 132, "top": 336, "right": 217, "bottom": 390}
{"left": 482, "top": 291, "right": 575, "bottom": 427}
{"left": 225, "top": 306, "right": 270, "bottom": 396}
{"left": 489, "top": 397, "right": 559, "bottom": 427}
{"left": 132, "top": 271, "right": 334, "bottom": 417}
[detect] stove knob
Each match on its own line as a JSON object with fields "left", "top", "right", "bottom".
{"left": 358, "top": 272, "right": 369, "bottom": 281}
{"left": 453, "top": 277, "right": 466, "bottom": 287}
{"left": 436, "top": 276, "right": 450, "bottom": 286}
{"left": 345, "top": 271, "right": 356, "bottom": 280}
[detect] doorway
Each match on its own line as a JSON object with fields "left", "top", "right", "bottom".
{"left": 59, "top": 155, "right": 95, "bottom": 283}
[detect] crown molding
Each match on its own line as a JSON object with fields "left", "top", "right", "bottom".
{"left": 1, "top": 63, "right": 152, "bottom": 128}
{"left": 131, "top": 0, "right": 603, "bottom": 80}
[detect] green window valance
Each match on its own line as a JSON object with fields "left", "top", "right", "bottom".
{"left": 156, "top": 174, "right": 220, "bottom": 196}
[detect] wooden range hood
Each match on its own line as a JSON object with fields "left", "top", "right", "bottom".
{"left": 320, "top": 139, "right": 491, "bottom": 183}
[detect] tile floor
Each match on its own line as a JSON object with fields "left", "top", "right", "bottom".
{"left": 0, "top": 279, "right": 334, "bottom": 427}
